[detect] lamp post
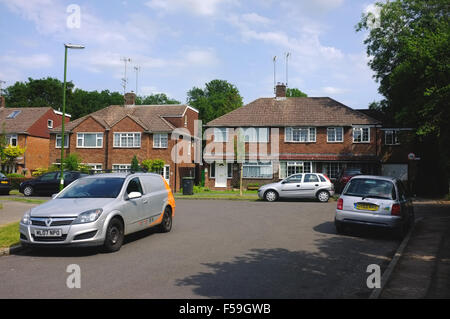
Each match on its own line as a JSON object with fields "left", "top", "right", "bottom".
{"left": 60, "top": 43, "right": 85, "bottom": 191}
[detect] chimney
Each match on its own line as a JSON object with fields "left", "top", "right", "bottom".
{"left": 0, "top": 96, "right": 5, "bottom": 108}
{"left": 275, "top": 82, "right": 286, "bottom": 99}
{"left": 124, "top": 92, "right": 136, "bottom": 106}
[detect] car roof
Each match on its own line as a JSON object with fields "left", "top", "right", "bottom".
{"left": 350, "top": 175, "right": 397, "bottom": 182}
{"left": 82, "top": 172, "right": 162, "bottom": 179}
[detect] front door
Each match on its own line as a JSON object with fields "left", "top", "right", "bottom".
{"left": 215, "top": 163, "right": 227, "bottom": 188}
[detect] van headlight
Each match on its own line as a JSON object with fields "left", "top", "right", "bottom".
{"left": 21, "top": 210, "right": 32, "bottom": 225}
{"left": 73, "top": 209, "right": 103, "bottom": 224}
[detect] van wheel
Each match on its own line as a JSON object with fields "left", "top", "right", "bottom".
{"left": 158, "top": 207, "right": 172, "bottom": 233}
{"left": 103, "top": 218, "right": 124, "bottom": 253}
{"left": 23, "top": 186, "right": 33, "bottom": 197}
{"left": 264, "top": 190, "right": 278, "bottom": 202}
{"left": 317, "top": 190, "right": 330, "bottom": 202}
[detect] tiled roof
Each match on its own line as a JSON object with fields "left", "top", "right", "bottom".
{"left": 0, "top": 107, "right": 52, "bottom": 134}
{"left": 207, "top": 97, "right": 380, "bottom": 127}
{"left": 51, "top": 104, "right": 189, "bottom": 133}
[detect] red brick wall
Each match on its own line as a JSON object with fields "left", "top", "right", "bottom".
{"left": 28, "top": 109, "right": 70, "bottom": 139}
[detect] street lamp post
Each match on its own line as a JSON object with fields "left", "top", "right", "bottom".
{"left": 60, "top": 43, "right": 85, "bottom": 191}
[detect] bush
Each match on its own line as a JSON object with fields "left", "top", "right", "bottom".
{"left": 6, "top": 173, "right": 24, "bottom": 178}
{"left": 8, "top": 177, "right": 32, "bottom": 190}
{"left": 193, "top": 185, "right": 210, "bottom": 193}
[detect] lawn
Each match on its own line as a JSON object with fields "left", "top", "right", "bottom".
{"left": 0, "top": 222, "right": 20, "bottom": 249}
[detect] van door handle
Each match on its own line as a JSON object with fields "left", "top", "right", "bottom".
{"left": 315, "top": 184, "right": 319, "bottom": 187}
{"left": 296, "top": 185, "right": 300, "bottom": 187}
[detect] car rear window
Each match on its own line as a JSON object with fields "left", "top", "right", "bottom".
{"left": 343, "top": 178, "right": 396, "bottom": 200}
{"left": 58, "top": 177, "right": 125, "bottom": 198}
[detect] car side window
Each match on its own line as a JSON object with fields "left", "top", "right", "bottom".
{"left": 126, "top": 178, "right": 143, "bottom": 195}
{"left": 285, "top": 174, "right": 302, "bottom": 183}
{"left": 304, "top": 174, "right": 319, "bottom": 183}
{"left": 318, "top": 175, "right": 326, "bottom": 182}
{"left": 40, "top": 172, "right": 57, "bottom": 181}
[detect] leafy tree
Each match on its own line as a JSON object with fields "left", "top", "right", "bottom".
{"left": 62, "top": 153, "right": 83, "bottom": 171}
{"left": 187, "top": 79, "right": 243, "bottom": 123}
{"left": 286, "top": 88, "right": 308, "bottom": 97}
{"left": 136, "top": 93, "right": 180, "bottom": 105}
{"left": 141, "top": 159, "right": 165, "bottom": 173}
{"left": 130, "top": 155, "right": 140, "bottom": 172}
{"left": 357, "top": 0, "right": 450, "bottom": 195}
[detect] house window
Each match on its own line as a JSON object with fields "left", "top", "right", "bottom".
{"left": 285, "top": 127, "right": 316, "bottom": 143}
{"left": 113, "top": 132, "right": 141, "bottom": 148}
{"left": 322, "top": 162, "right": 343, "bottom": 179}
{"left": 112, "top": 164, "right": 131, "bottom": 172}
{"left": 155, "top": 165, "right": 170, "bottom": 183}
{"left": 243, "top": 161, "right": 273, "bottom": 179}
{"left": 85, "top": 163, "right": 102, "bottom": 173}
{"left": 47, "top": 120, "right": 53, "bottom": 129}
{"left": 327, "top": 127, "right": 344, "bottom": 142}
{"left": 385, "top": 130, "right": 400, "bottom": 145}
{"left": 55, "top": 134, "right": 69, "bottom": 148}
{"left": 6, "top": 134, "right": 18, "bottom": 146}
{"left": 6, "top": 111, "right": 21, "bottom": 119}
{"left": 353, "top": 127, "right": 370, "bottom": 143}
{"left": 77, "top": 133, "right": 103, "bottom": 148}
{"left": 243, "top": 127, "right": 269, "bottom": 143}
{"left": 209, "top": 162, "right": 233, "bottom": 178}
{"left": 279, "top": 161, "right": 312, "bottom": 179}
{"left": 153, "top": 133, "right": 168, "bottom": 148}
{"left": 213, "top": 128, "right": 228, "bottom": 142}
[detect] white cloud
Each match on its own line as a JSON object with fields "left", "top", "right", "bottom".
{"left": 321, "top": 86, "right": 349, "bottom": 95}
{"left": 363, "top": 2, "right": 382, "bottom": 29}
{"left": 0, "top": 54, "right": 53, "bottom": 69}
{"left": 241, "top": 13, "right": 272, "bottom": 25}
{"left": 146, "top": 0, "right": 237, "bottom": 16}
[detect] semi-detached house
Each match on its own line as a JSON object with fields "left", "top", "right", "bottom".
{"left": 204, "top": 84, "right": 384, "bottom": 190}
{"left": 49, "top": 93, "right": 199, "bottom": 191}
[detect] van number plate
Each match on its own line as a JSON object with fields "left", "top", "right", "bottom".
{"left": 34, "top": 229, "right": 62, "bottom": 237}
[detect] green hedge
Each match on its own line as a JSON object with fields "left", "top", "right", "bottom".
{"left": 8, "top": 177, "right": 32, "bottom": 190}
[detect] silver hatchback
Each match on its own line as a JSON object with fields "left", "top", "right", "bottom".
{"left": 19, "top": 173, "right": 176, "bottom": 252}
{"left": 258, "top": 173, "right": 335, "bottom": 202}
{"left": 334, "top": 175, "right": 414, "bottom": 238}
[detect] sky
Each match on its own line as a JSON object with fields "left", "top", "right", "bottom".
{"left": 0, "top": 0, "right": 382, "bottom": 109}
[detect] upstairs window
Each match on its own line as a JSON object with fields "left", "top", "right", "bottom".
{"left": 385, "top": 130, "right": 400, "bottom": 145}
{"left": 153, "top": 133, "right": 168, "bottom": 148}
{"left": 113, "top": 133, "right": 141, "bottom": 148}
{"left": 77, "top": 133, "right": 103, "bottom": 148}
{"left": 243, "top": 127, "right": 269, "bottom": 143}
{"left": 327, "top": 127, "right": 344, "bottom": 142}
{"left": 213, "top": 128, "right": 228, "bottom": 142}
{"left": 47, "top": 120, "right": 53, "bottom": 129}
{"left": 353, "top": 127, "right": 370, "bottom": 143}
{"left": 6, "top": 134, "right": 18, "bottom": 146}
{"left": 285, "top": 127, "right": 316, "bottom": 143}
{"left": 55, "top": 134, "right": 69, "bottom": 148}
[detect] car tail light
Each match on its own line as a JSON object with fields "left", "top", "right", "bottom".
{"left": 323, "top": 174, "right": 331, "bottom": 181}
{"left": 391, "top": 204, "right": 401, "bottom": 216}
{"left": 337, "top": 198, "right": 343, "bottom": 210}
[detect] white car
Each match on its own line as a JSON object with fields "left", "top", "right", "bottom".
{"left": 258, "top": 173, "right": 335, "bottom": 202}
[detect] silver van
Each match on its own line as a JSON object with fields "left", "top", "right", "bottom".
{"left": 335, "top": 175, "right": 414, "bottom": 238}
{"left": 19, "top": 173, "right": 176, "bottom": 252}
{"left": 258, "top": 173, "right": 335, "bottom": 202}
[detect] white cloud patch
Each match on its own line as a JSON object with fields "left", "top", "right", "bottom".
{"left": 0, "top": 53, "right": 53, "bottom": 69}
{"left": 146, "top": 0, "right": 237, "bottom": 16}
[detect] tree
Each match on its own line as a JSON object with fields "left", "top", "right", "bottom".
{"left": 357, "top": 0, "right": 450, "bottom": 195}
{"left": 130, "top": 155, "right": 140, "bottom": 172}
{"left": 141, "top": 159, "right": 165, "bottom": 173}
{"left": 136, "top": 93, "right": 180, "bottom": 105}
{"left": 1, "top": 145, "right": 26, "bottom": 174}
{"left": 286, "top": 88, "right": 308, "bottom": 97}
{"left": 187, "top": 79, "right": 243, "bottom": 123}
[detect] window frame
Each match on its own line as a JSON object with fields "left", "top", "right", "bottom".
{"left": 352, "top": 127, "right": 370, "bottom": 143}
{"left": 55, "top": 134, "right": 69, "bottom": 148}
{"left": 384, "top": 130, "right": 400, "bottom": 146}
{"left": 112, "top": 164, "right": 131, "bottom": 173}
{"left": 6, "top": 134, "right": 18, "bottom": 147}
{"left": 242, "top": 161, "right": 273, "bottom": 179}
{"left": 213, "top": 128, "right": 228, "bottom": 143}
{"left": 76, "top": 132, "right": 104, "bottom": 148}
{"left": 327, "top": 127, "right": 344, "bottom": 143}
{"left": 113, "top": 132, "right": 142, "bottom": 148}
{"left": 243, "top": 127, "right": 269, "bottom": 143}
{"left": 285, "top": 127, "right": 316, "bottom": 143}
{"left": 153, "top": 133, "right": 169, "bottom": 149}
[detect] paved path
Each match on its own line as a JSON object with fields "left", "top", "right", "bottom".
{"left": 0, "top": 201, "right": 39, "bottom": 225}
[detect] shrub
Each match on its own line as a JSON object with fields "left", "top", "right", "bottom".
{"left": 8, "top": 177, "right": 32, "bottom": 190}
{"left": 141, "top": 159, "right": 165, "bottom": 173}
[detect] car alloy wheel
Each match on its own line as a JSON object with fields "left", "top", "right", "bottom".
{"left": 264, "top": 190, "right": 278, "bottom": 202}
{"left": 23, "top": 186, "right": 33, "bottom": 197}
{"left": 317, "top": 191, "right": 330, "bottom": 202}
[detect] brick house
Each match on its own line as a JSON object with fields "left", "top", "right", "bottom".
{"left": 203, "top": 84, "right": 385, "bottom": 190}
{"left": 48, "top": 93, "right": 199, "bottom": 191}
{"left": 0, "top": 101, "right": 69, "bottom": 175}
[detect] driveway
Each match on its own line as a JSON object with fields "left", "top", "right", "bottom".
{"left": 0, "top": 199, "right": 401, "bottom": 298}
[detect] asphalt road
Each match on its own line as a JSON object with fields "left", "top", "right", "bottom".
{"left": 0, "top": 199, "right": 401, "bottom": 299}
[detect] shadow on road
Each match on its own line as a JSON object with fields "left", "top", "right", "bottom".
{"left": 175, "top": 234, "right": 398, "bottom": 299}
{"left": 314, "top": 221, "right": 400, "bottom": 240}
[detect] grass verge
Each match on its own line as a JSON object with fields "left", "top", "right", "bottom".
{"left": 0, "top": 222, "right": 20, "bottom": 249}
{"left": 0, "top": 197, "right": 47, "bottom": 205}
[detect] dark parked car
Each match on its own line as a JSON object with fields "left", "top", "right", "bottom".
{"left": 19, "top": 171, "right": 88, "bottom": 196}
{"left": 335, "top": 168, "right": 365, "bottom": 194}
{"left": 0, "top": 173, "right": 11, "bottom": 195}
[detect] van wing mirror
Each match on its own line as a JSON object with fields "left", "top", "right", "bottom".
{"left": 127, "top": 192, "right": 142, "bottom": 200}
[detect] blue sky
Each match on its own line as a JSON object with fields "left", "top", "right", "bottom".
{"left": 0, "top": 0, "right": 382, "bottom": 108}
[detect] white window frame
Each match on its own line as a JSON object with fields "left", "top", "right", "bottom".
{"left": 112, "top": 164, "right": 131, "bottom": 173}
{"left": 321, "top": 162, "right": 344, "bottom": 180}
{"left": 47, "top": 119, "right": 53, "bottom": 129}
{"left": 153, "top": 133, "right": 168, "bottom": 149}
{"left": 279, "top": 161, "right": 313, "bottom": 179}
{"left": 85, "top": 163, "right": 103, "bottom": 173}
{"left": 113, "top": 132, "right": 141, "bottom": 148}
{"left": 385, "top": 130, "right": 400, "bottom": 145}
{"left": 6, "top": 134, "right": 18, "bottom": 146}
{"left": 213, "top": 128, "right": 228, "bottom": 142}
{"left": 77, "top": 133, "right": 103, "bottom": 148}
{"left": 243, "top": 127, "right": 269, "bottom": 143}
{"left": 285, "top": 127, "right": 316, "bottom": 143}
{"left": 353, "top": 127, "right": 370, "bottom": 143}
{"left": 55, "top": 134, "right": 69, "bottom": 148}
{"left": 243, "top": 161, "right": 273, "bottom": 179}
{"left": 327, "top": 127, "right": 344, "bottom": 143}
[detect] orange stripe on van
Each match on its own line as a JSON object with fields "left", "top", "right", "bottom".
{"left": 148, "top": 177, "right": 176, "bottom": 228}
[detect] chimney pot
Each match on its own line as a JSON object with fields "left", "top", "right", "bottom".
{"left": 124, "top": 92, "right": 136, "bottom": 106}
